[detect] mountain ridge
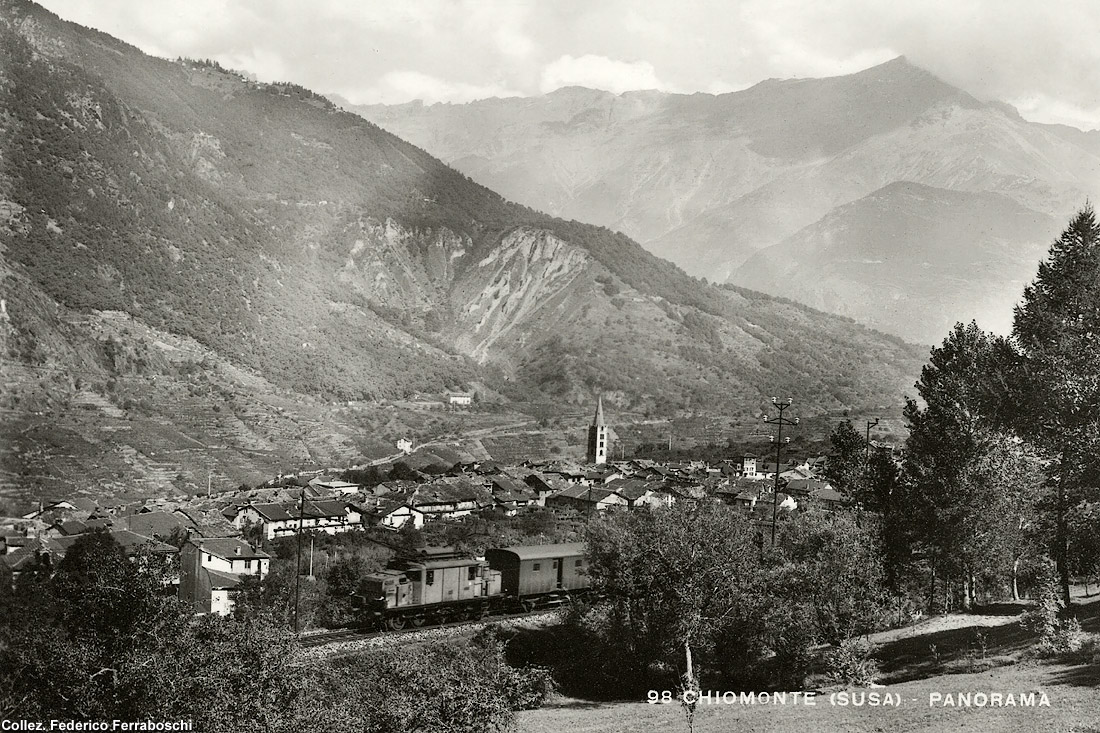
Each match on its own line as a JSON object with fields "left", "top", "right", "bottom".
{"left": 347, "top": 57, "right": 1100, "bottom": 343}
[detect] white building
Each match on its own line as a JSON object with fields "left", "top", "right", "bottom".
{"left": 178, "top": 537, "right": 270, "bottom": 616}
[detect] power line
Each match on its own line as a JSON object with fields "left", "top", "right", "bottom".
{"left": 762, "top": 397, "right": 799, "bottom": 545}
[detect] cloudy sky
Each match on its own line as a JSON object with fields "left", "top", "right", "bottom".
{"left": 38, "top": 0, "right": 1100, "bottom": 130}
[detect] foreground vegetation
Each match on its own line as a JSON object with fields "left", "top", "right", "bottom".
{"left": 0, "top": 531, "right": 552, "bottom": 731}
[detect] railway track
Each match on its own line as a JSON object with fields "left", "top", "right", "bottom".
{"left": 297, "top": 607, "right": 558, "bottom": 649}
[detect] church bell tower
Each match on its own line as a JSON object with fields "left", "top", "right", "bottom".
{"left": 587, "top": 395, "right": 608, "bottom": 465}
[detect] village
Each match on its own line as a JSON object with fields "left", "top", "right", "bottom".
{"left": 0, "top": 399, "right": 850, "bottom": 617}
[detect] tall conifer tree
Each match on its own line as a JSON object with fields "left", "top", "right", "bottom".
{"left": 1012, "top": 205, "right": 1100, "bottom": 605}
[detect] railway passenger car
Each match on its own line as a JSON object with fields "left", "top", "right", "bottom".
{"left": 485, "top": 542, "right": 590, "bottom": 610}
{"left": 361, "top": 546, "right": 501, "bottom": 629}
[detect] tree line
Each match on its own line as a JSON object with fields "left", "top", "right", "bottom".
{"left": 826, "top": 206, "right": 1100, "bottom": 612}
{"left": 514, "top": 207, "right": 1100, "bottom": 709}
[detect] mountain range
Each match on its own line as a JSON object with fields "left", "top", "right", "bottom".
{"left": 0, "top": 0, "right": 924, "bottom": 506}
{"left": 347, "top": 58, "right": 1100, "bottom": 343}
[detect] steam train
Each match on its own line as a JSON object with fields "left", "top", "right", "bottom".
{"left": 360, "top": 542, "right": 590, "bottom": 630}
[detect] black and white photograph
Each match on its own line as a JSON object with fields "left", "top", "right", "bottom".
{"left": 1, "top": 0, "right": 1099, "bottom": 730}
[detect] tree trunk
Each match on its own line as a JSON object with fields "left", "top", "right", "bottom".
{"left": 681, "top": 638, "right": 699, "bottom": 733}
{"left": 1012, "top": 557, "right": 1020, "bottom": 601}
{"left": 961, "top": 570, "right": 972, "bottom": 612}
{"left": 928, "top": 553, "right": 937, "bottom": 613}
{"left": 1058, "top": 455, "right": 1071, "bottom": 607}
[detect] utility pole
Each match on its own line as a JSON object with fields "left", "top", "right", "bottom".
{"left": 308, "top": 534, "right": 315, "bottom": 580}
{"left": 762, "top": 398, "right": 799, "bottom": 545}
{"left": 293, "top": 489, "right": 305, "bottom": 634}
{"left": 865, "top": 418, "right": 880, "bottom": 464}
{"left": 587, "top": 481, "right": 594, "bottom": 523}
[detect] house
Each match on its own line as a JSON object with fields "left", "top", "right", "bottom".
{"left": 783, "top": 477, "right": 833, "bottom": 499}
{"left": 44, "top": 516, "right": 111, "bottom": 538}
{"left": 1, "top": 546, "right": 44, "bottom": 583}
{"left": 308, "top": 479, "right": 361, "bottom": 496}
{"left": 118, "top": 510, "right": 192, "bottom": 542}
{"left": 807, "top": 486, "right": 847, "bottom": 509}
{"left": 741, "top": 455, "right": 758, "bottom": 478}
{"left": 488, "top": 476, "right": 539, "bottom": 514}
{"left": 603, "top": 478, "right": 665, "bottom": 509}
{"left": 754, "top": 492, "right": 798, "bottom": 515}
{"left": 523, "top": 473, "right": 571, "bottom": 506}
{"left": 365, "top": 499, "right": 425, "bottom": 530}
{"left": 396, "top": 437, "right": 414, "bottom": 455}
{"left": 410, "top": 478, "right": 493, "bottom": 520}
{"left": 227, "top": 502, "right": 297, "bottom": 540}
{"left": 756, "top": 462, "right": 793, "bottom": 480}
{"left": 545, "top": 484, "right": 629, "bottom": 512}
{"left": 446, "top": 391, "right": 473, "bottom": 407}
{"left": 5, "top": 529, "right": 178, "bottom": 584}
{"left": 780, "top": 464, "right": 816, "bottom": 481}
{"left": 717, "top": 485, "right": 763, "bottom": 510}
{"left": 174, "top": 507, "right": 239, "bottom": 538}
{"left": 226, "top": 500, "right": 365, "bottom": 539}
{"left": 178, "top": 537, "right": 270, "bottom": 616}
{"left": 660, "top": 483, "right": 707, "bottom": 505}
{"left": 371, "top": 480, "right": 420, "bottom": 498}
{"left": 301, "top": 499, "right": 365, "bottom": 533}
{"left": 45, "top": 529, "right": 178, "bottom": 565}
{"left": 540, "top": 463, "right": 588, "bottom": 484}
{"left": 584, "top": 467, "right": 623, "bottom": 485}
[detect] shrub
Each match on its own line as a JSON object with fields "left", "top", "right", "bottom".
{"left": 823, "top": 638, "right": 880, "bottom": 687}
{"left": 1021, "top": 562, "right": 1084, "bottom": 656}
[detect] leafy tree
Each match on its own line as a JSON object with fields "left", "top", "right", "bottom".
{"left": 902, "top": 322, "right": 1039, "bottom": 610}
{"left": 772, "top": 511, "right": 889, "bottom": 644}
{"left": 325, "top": 554, "right": 368, "bottom": 597}
{"left": 1068, "top": 502, "right": 1100, "bottom": 595}
{"left": 583, "top": 503, "right": 760, "bottom": 698}
{"left": 1011, "top": 206, "right": 1100, "bottom": 605}
{"left": 824, "top": 419, "right": 867, "bottom": 494}
{"left": 1, "top": 531, "right": 187, "bottom": 721}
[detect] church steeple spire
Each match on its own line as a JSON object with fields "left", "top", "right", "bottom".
{"left": 587, "top": 394, "right": 608, "bottom": 465}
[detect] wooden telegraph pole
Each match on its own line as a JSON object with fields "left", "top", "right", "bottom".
{"left": 762, "top": 398, "right": 799, "bottom": 545}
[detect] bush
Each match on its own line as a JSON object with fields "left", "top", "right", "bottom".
{"left": 823, "top": 638, "right": 880, "bottom": 687}
{"left": 1021, "top": 562, "right": 1084, "bottom": 656}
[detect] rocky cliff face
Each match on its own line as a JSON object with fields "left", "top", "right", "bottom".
{"left": 349, "top": 59, "right": 1100, "bottom": 343}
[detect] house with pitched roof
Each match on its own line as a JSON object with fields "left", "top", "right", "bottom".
{"left": 178, "top": 537, "right": 270, "bottom": 616}
{"left": 402, "top": 477, "right": 493, "bottom": 521}
{"left": 523, "top": 473, "right": 572, "bottom": 505}
{"left": 225, "top": 499, "right": 365, "bottom": 539}
{"left": 545, "top": 484, "right": 629, "bottom": 512}
{"left": 363, "top": 498, "right": 426, "bottom": 530}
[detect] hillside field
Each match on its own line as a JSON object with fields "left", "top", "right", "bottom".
{"left": 518, "top": 588, "right": 1100, "bottom": 733}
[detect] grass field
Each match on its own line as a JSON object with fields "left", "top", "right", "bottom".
{"left": 518, "top": 589, "right": 1100, "bottom": 733}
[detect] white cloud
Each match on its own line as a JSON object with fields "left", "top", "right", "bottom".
{"left": 540, "top": 54, "right": 664, "bottom": 95}
{"left": 1010, "top": 95, "right": 1100, "bottom": 131}
{"left": 35, "top": 0, "right": 1100, "bottom": 128}
{"left": 349, "top": 71, "right": 524, "bottom": 106}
